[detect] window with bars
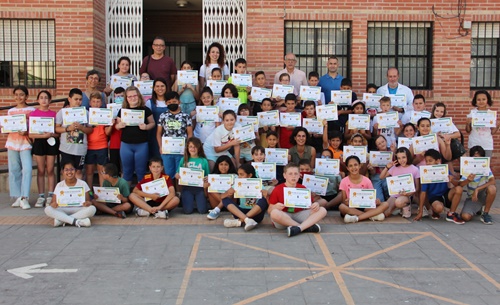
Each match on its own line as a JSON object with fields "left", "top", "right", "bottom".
{"left": 367, "top": 22, "right": 432, "bottom": 90}
{"left": 284, "top": 21, "right": 351, "bottom": 79}
{"left": 471, "top": 23, "right": 500, "bottom": 89}
{"left": 0, "top": 19, "right": 56, "bottom": 88}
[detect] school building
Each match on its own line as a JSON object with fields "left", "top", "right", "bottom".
{"left": 1, "top": 0, "right": 500, "bottom": 173}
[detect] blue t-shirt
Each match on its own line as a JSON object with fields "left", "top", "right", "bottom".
{"left": 388, "top": 86, "right": 398, "bottom": 95}
{"left": 318, "top": 73, "right": 343, "bottom": 102}
{"left": 421, "top": 181, "right": 448, "bottom": 198}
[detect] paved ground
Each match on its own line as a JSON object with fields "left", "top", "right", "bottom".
{"left": 0, "top": 191, "right": 500, "bottom": 305}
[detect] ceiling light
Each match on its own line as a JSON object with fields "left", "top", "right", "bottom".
{"left": 176, "top": 0, "right": 188, "bottom": 8}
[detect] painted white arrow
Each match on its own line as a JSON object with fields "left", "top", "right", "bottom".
{"left": 7, "top": 263, "right": 78, "bottom": 279}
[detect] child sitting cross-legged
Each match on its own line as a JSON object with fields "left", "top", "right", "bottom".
{"left": 92, "top": 163, "right": 132, "bottom": 218}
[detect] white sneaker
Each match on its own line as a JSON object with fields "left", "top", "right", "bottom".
{"left": 369, "top": 213, "right": 385, "bottom": 222}
{"left": 20, "top": 198, "right": 31, "bottom": 210}
{"left": 224, "top": 219, "right": 241, "bottom": 228}
{"left": 135, "top": 208, "right": 151, "bottom": 217}
{"left": 11, "top": 197, "right": 22, "bottom": 208}
{"left": 45, "top": 197, "right": 53, "bottom": 207}
{"left": 154, "top": 210, "right": 168, "bottom": 219}
{"left": 422, "top": 206, "right": 429, "bottom": 218}
{"left": 244, "top": 218, "right": 258, "bottom": 231}
{"left": 402, "top": 205, "right": 411, "bottom": 218}
{"left": 344, "top": 214, "right": 359, "bottom": 223}
{"left": 54, "top": 219, "right": 64, "bottom": 227}
{"left": 75, "top": 218, "right": 91, "bottom": 227}
{"left": 35, "top": 197, "right": 45, "bottom": 208}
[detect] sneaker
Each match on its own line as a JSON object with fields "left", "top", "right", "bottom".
{"left": 422, "top": 206, "right": 429, "bottom": 218}
{"left": 207, "top": 209, "right": 220, "bottom": 220}
{"left": 302, "top": 224, "right": 321, "bottom": 233}
{"left": 54, "top": 219, "right": 64, "bottom": 227}
{"left": 45, "top": 197, "right": 53, "bottom": 207}
{"left": 135, "top": 208, "right": 151, "bottom": 217}
{"left": 287, "top": 226, "right": 302, "bottom": 237}
{"left": 344, "top": 214, "right": 359, "bottom": 223}
{"left": 35, "top": 197, "right": 45, "bottom": 208}
{"left": 481, "top": 212, "right": 493, "bottom": 225}
{"left": 369, "top": 213, "right": 385, "bottom": 222}
{"left": 20, "top": 198, "right": 31, "bottom": 210}
{"left": 11, "top": 197, "right": 22, "bottom": 208}
{"left": 116, "top": 211, "right": 126, "bottom": 219}
{"left": 154, "top": 210, "right": 168, "bottom": 219}
{"left": 446, "top": 212, "right": 465, "bottom": 225}
{"left": 75, "top": 218, "right": 91, "bottom": 227}
{"left": 431, "top": 211, "right": 440, "bottom": 220}
{"left": 402, "top": 205, "right": 411, "bottom": 218}
{"left": 476, "top": 205, "right": 485, "bottom": 216}
{"left": 224, "top": 218, "right": 241, "bottom": 228}
{"left": 244, "top": 218, "right": 258, "bottom": 231}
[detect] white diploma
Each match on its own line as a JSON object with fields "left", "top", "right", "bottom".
{"left": 178, "top": 167, "right": 204, "bottom": 187}
{"left": 120, "top": 109, "right": 144, "bottom": 126}
{"left": 349, "top": 189, "right": 376, "bottom": 208}
{"left": 218, "top": 97, "right": 240, "bottom": 113}
{"left": 161, "top": 137, "right": 185, "bottom": 154}
{"left": 265, "top": 148, "right": 288, "bottom": 166}
{"left": 89, "top": 108, "right": 113, "bottom": 125}
{"left": 237, "top": 116, "right": 259, "bottom": 132}
{"left": 29, "top": 117, "right": 54, "bottom": 134}
{"left": 231, "top": 73, "right": 252, "bottom": 87}
{"left": 93, "top": 187, "right": 120, "bottom": 204}
{"left": 369, "top": 151, "right": 393, "bottom": 167}
{"left": 315, "top": 158, "right": 340, "bottom": 175}
{"left": 250, "top": 87, "right": 272, "bottom": 102}
{"left": 363, "top": 93, "right": 383, "bottom": 110}
{"left": 412, "top": 134, "right": 439, "bottom": 154}
{"left": 142, "top": 177, "right": 170, "bottom": 201}
{"left": 208, "top": 174, "right": 234, "bottom": 193}
{"left": 460, "top": 157, "right": 491, "bottom": 176}
{"left": 62, "top": 107, "right": 88, "bottom": 125}
{"left": 316, "top": 104, "right": 338, "bottom": 121}
{"left": 196, "top": 106, "right": 220, "bottom": 122}
{"left": 471, "top": 110, "right": 497, "bottom": 128}
{"left": 387, "top": 94, "right": 406, "bottom": 108}
{"left": 177, "top": 70, "right": 198, "bottom": 85}
{"left": 387, "top": 174, "right": 416, "bottom": 196}
{"left": 109, "top": 76, "right": 132, "bottom": 90}
{"left": 207, "top": 80, "right": 227, "bottom": 96}
{"left": 343, "top": 145, "right": 367, "bottom": 163}
{"left": 57, "top": 187, "right": 85, "bottom": 207}
{"left": 398, "top": 137, "right": 412, "bottom": 149}
{"left": 284, "top": 187, "right": 312, "bottom": 208}
{"left": 330, "top": 90, "right": 352, "bottom": 106}
{"left": 431, "top": 118, "right": 454, "bottom": 134}
{"left": 107, "top": 103, "right": 122, "bottom": 118}
{"left": 299, "top": 86, "right": 321, "bottom": 101}
{"left": 0, "top": 114, "right": 27, "bottom": 133}
{"left": 252, "top": 162, "right": 276, "bottom": 180}
{"left": 135, "top": 80, "right": 154, "bottom": 96}
{"left": 279, "top": 112, "right": 301, "bottom": 127}
{"left": 410, "top": 111, "right": 432, "bottom": 124}
{"left": 302, "top": 174, "right": 329, "bottom": 196}
{"left": 348, "top": 114, "right": 371, "bottom": 130}
{"left": 302, "top": 118, "right": 324, "bottom": 134}
{"left": 234, "top": 178, "right": 262, "bottom": 199}
{"left": 272, "top": 84, "right": 294, "bottom": 99}
{"left": 420, "top": 164, "right": 449, "bottom": 184}
{"left": 376, "top": 111, "right": 399, "bottom": 128}
{"left": 257, "top": 110, "right": 280, "bottom": 127}
{"left": 234, "top": 124, "right": 256, "bottom": 142}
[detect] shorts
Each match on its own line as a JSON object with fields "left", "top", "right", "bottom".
{"left": 32, "top": 138, "right": 59, "bottom": 156}
{"left": 428, "top": 189, "right": 452, "bottom": 209}
{"left": 146, "top": 199, "right": 161, "bottom": 207}
{"left": 60, "top": 152, "right": 85, "bottom": 170}
{"left": 85, "top": 148, "right": 108, "bottom": 165}
{"left": 461, "top": 190, "right": 487, "bottom": 216}
{"left": 272, "top": 209, "right": 311, "bottom": 230}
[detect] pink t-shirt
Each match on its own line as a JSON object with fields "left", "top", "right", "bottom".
{"left": 388, "top": 164, "right": 420, "bottom": 198}
{"left": 339, "top": 175, "right": 373, "bottom": 198}
{"left": 5, "top": 106, "right": 36, "bottom": 151}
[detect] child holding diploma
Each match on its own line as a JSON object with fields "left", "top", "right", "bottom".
{"left": 237, "top": 104, "right": 258, "bottom": 163}
{"left": 302, "top": 100, "right": 327, "bottom": 155}
{"left": 92, "top": 163, "right": 131, "bottom": 218}
{"left": 221, "top": 163, "right": 268, "bottom": 231}
{"left": 129, "top": 157, "right": 180, "bottom": 219}
{"left": 268, "top": 163, "right": 327, "bottom": 237}
{"left": 248, "top": 70, "right": 267, "bottom": 115}
{"left": 465, "top": 90, "right": 499, "bottom": 157}
{"left": 203, "top": 110, "right": 241, "bottom": 170}
{"left": 207, "top": 155, "right": 238, "bottom": 220}
{"left": 345, "top": 100, "right": 372, "bottom": 142}
{"left": 44, "top": 160, "right": 96, "bottom": 227}
{"left": 279, "top": 93, "right": 299, "bottom": 149}
{"left": 367, "top": 135, "right": 394, "bottom": 202}
{"left": 172, "top": 60, "right": 199, "bottom": 114}
{"left": 109, "top": 87, "right": 125, "bottom": 175}
{"left": 192, "top": 87, "right": 220, "bottom": 143}
{"left": 257, "top": 98, "right": 276, "bottom": 148}
{"left": 412, "top": 117, "right": 451, "bottom": 166}
{"left": 372, "top": 96, "right": 402, "bottom": 148}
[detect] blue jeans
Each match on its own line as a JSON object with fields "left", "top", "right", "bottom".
{"left": 8, "top": 149, "right": 32, "bottom": 198}
{"left": 371, "top": 173, "right": 389, "bottom": 202}
{"left": 181, "top": 186, "right": 208, "bottom": 214}
{"left": 161, "top": 154, "right": 183, "bottom": 179}
{"left": 120, "top": 142, "right": 149, "bottom": 182}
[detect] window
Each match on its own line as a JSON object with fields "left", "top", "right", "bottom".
{"left": 367, "top": 22, "right": 432, "bottom": 90}
{"left": 0, "top": 19, "right": 56, "bottom": 88}
{"left": 285, "top": 21, "right": 351, "bottom": 79}
{"left": 471, "top": 23, "right": 500, "bottom": 89}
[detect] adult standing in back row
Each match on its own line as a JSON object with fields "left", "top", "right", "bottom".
{"left": 376, "top": 67, "right": 414, "bottom": 114}
{"left": 139, "top": 36, "right": 177, "bottom": 90}
{"left": 274, "top": 53, "right": 307, "bottom": 95}
{"left": 319, "top": 56, "right": 343, "bottom": 133}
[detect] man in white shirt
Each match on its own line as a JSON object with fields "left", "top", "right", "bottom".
{"left": 376, "top": 67, "right": 414, "bottom": 114}
{"left": 274, "top": 53, "right": 307, "bottom": 95}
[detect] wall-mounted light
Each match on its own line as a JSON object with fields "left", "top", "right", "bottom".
{"left": 176, "top": 0, "right": 188, "bottom": 8}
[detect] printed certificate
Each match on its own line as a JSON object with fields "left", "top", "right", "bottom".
{"left": 120, "top": 109, "right": 144, "bottom": 126}
{"left": 29, "top": 117, "right": 54, "bottom": 134}
{"left": 234, "top": 178, "right": 262, "bottom": 199}
{"left": 412, "top": 134, "right": 439, "bottom": 154}
{"left": 348, "top": 114, "right": 371, "bottom": 130}
{"left": 257, "top": 110, "right": 280, "bottom": 127}
{"left": 460, "top": 157, "right": 491, "bottom": 176}
{"left": 109, "top": 76, "right": 132, "bottom": 90}
{"left": 177, "top": 70, "right": 198, "bottom": 85}
{"left": 252, "top": 162, "right": 276, "bottom": 180}
{"left": 234, "top": 124, "right": 256, "bottom": 142}
{"left": 302, "top": 174, "right": 329, "bottom": 196}
{"left": 302, "top": 118, "right": 324, "bottom": 134}
{"left": 62, "top": 107, "right": 88, "bottom": 125}
{"left": 420, "top": 164, "right": 449, "bottom": 184}
{"left": 135, "top": 80, "right": 154, "bottom": 96}
{"left": 272, "top": 84, "right": 294, "bottom": 99}
{"left": 316, "top": 104, "right": 338, "bottom": 121}
{"left": 387, "top": 174, "right": 416, "bottom": 196}
{"left": 431, "top": 118, "right": 454, "bottom": 134}
{"left": 265, "top": 148, "right": 288, "bottom": 166}
{"left": 369, "top": 151, "right": 393, "bottom": 167}
{"left": 343, "top": 145, "right": 367, "bottom": 163}
{"left": 207, "top": 80, "right": 227, "bottom": 96}
{"left": 161, "top": 137, "right": 185, "bottom": 154}
{"left": 376, "top": 111, "right": 399, "bottom": 128}
{"left": 387, "top": 94, "right": 406, "bottom": 108}
{"left": 208, "top": 174, "right": 234, "bottom": 193}
{"left": 471, "top": 110, "right": 497, "bottom": 128}
{"left": 196, "top": 106, "right": 219, "bottom": 122}
{"left": 315, "top": 158, "right": 340, "bottom": 176}
{"left": 178, "top": 167, "right": 204, "bottom": 187}
{"left": 107, "top": 103, "right": 122, "bottom": 118}
{"left": 142, "top": 177, "right": 170, "bottom": 201}
{"left": 299, "top": 86, "right": 321, "bottom": 101}
{"left": 237, "top": 116, "right": 259, "bottom": 132}
{"left": 57, "top": 187, "right": 85, "bottom": 207}
{"left": 231, "top": 73, "right": 252, "bottom": 87}
{"left": 410, "top": 111, "right": 431, "bottom": 124}
{"left": 250, "top": 87, "right": 272, "bottom": 102}
{"left": 0, "top": 114, "right": 27, "bottom": 133}
{"left": 218, "top": 98, "right": 240, "bottom": 113}
{"left": 279, "top": 112, "right": 301, "bottom": 127}
{"left": 284, "top": 187, "right": 312, "bottom": 208}
{"left": 89, "top": 108, "right": 113, "bottom": 125}
{"left": 330, "top": 90, "right": 352, "bottom": 106}
{"left": 349, "top": 189, "right": 376, "bottom": 208}
{"left": 363, "top": 93, "right": 383, "bottom": 110}
{"left": 398, "top": 137, "right": 412, "bottom": 149}
{"left": 93, "top": 187, "right": 121, "bottom": 204}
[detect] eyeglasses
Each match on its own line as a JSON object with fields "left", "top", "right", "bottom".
{"left": 285, "top": 58, "right": 297, "bottom": 62}
{"left": 64, "top": 168, "right": 76, "bottom": 172}
{"left": 153, "top": 44, "right": 165, "bottom": 47}
{"left": 127, "top": 95, "right": 139, "bottom": 99}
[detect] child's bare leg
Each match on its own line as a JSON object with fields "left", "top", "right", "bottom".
{"left": 484, "top": 185, "right": 497, "bottom": 213}
{"left": 357, "top": 201, "right": 389, "bottom": 221}
{"left": 298, "top": 207, "right": 327, "bottom": 231}
{"left": 270, "top": 209, "right": 300, "bottom": 227}
{"left": 129, "top": 193, "right": 154, "bottom": 213}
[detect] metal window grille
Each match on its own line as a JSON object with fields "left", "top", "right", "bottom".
{"left": 0, "top": 19, "right": 56, "bottom": 88}
{"left": 284, "top": 21, "right": 351, "bottom": 79}
{"left": 471, "top": 23, "right": 500, "bottom": 89}
{"left": 367, "top": 22, "right": 432, "bottom": 90}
